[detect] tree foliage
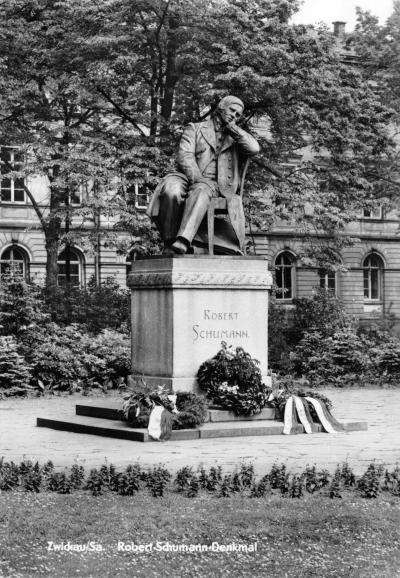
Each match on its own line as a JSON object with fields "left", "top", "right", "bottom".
{"left": 0, "top": 0, "right": 396, "bottom": 281}
{"left": 352, "top": 3, "right": 400, "bottom": 205}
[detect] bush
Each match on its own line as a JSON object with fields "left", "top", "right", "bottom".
{"left": 291, "top": 329, "right": 372, "bottom": 384}
{"left": 21, "top": 323, "right": 130, "bottom": 391}
{"left": 286, "top": 289, "right": 352, "bottom": 347}
{"left": 44, "top": 276, "right": 130, "bottom": 334}
{"left": 0, "top": 336, "right": 33, "bottom": 396}
{"left": 0, "top": 263, "right": 48, "bottom": 337}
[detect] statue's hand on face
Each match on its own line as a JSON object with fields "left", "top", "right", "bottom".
{"left": 220, "top": 103, "right": 243, "bottom": 131}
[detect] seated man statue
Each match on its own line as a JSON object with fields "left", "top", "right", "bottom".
{"left": 146, "top": 95, "right": 259, "bottom": 255}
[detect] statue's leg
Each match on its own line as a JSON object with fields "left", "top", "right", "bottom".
{"left": 173, "top": 182, "right": 216, "bottom": 252}
{"left": 157, "top": 175, "right": 189, "bottom": 244}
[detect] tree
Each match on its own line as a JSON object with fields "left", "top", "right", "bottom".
{"left": 351, "top": 3, "right": 400, "bottom": 203}
{"left": 0, "top": 0, "right": 156, "bottom": 290}
{"left": 73, "top": 0, "right": 395, "bottom": 267}
{"left": 0, "top": 0, "right": 395, "bottom": 282}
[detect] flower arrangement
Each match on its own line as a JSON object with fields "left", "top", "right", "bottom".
{"left": 122, "top": 379, "right": 207, "bottom": 430}
{"left": 197, "top": 342, "right": 271, "bottom": 416}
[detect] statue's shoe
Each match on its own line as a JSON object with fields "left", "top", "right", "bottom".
{"left": 162, "top": 246, "right": 175, "bottom": 255}
{"left": 171, "top": 239, "right": 189, "bottom": 254}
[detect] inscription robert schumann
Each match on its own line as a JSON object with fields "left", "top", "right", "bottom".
{"left": 193, "top": 310, "right": 250, "bottom": 341}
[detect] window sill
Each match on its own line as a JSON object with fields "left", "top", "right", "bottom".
{"left": 364, "top": 303, "right": 382, "bottom": 313}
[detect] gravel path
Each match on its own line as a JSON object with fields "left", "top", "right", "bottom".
{"left": 1, "top": 389, "right": 399, "bottom": 476}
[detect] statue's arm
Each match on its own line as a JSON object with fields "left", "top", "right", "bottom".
{"left": 177, "top": 123, "right": 203, "bottom": 184}
{"left": 226, "top": 125, "right": 260, "bottom": 157}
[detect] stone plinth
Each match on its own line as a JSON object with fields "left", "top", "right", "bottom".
{"left": 127, "top": 255, "right": 273, "bottom": 393}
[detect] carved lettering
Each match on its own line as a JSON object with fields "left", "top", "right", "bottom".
{"left": 203, "top": 310, "right": 239, "bottom": 320}
{"left": 193, "top": 327, "right": 249, "bottom": 340}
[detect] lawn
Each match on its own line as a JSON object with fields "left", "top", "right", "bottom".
{"left": 1, "top": 491, "right": 400, "bottom": 578}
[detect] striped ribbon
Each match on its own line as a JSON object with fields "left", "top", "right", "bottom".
{"left": 283, "top": 395, "right": 344, "bottom": 435}
{"left": 148, "top": 406, "right": 173, "bottom": 441}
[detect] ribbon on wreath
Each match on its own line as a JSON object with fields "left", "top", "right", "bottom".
{"left": 147, "top": 395, "right": 179, "bottom": 441}
{"left": 283, "top": 395, "right": 345, "bottom": 436}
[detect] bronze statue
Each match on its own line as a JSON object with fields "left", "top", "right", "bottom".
{"left": 146, "top": 96, "right": 259, "bottom": 255}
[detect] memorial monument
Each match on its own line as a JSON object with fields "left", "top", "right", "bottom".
{"left": 128, "top": 96, "right": 272, "bottom": 392}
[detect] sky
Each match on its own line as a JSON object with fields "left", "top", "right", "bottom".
{"left": 291, "top": 0, "right": 394, "bottom": 31}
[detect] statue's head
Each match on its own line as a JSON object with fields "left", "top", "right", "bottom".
{"left": 216, "top": 95, "right": 244, "bottom": 125}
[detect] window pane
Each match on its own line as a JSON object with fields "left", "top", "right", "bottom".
{"left": 276, "top": 267, "right": 283, "bottom": 288}
{"left": 13, "top": 151, "right": 23, "bottom": 164}
{"left": 1, "top": 148, "right": 11, "bottom": 163}
{"left": 284, "top": 267, "right": 292, "bottom": 298}
{"left": 327, "top": 275, "right": 336, "bottom": 290}
{"left": 70, "top": 191, "right": 81, "bottom": 205}
{"left": 2, "top": 249, "right": 11, "bottom": 260}
{"left": 1, "top": 188, "right": 11, "bottom": 202}
{"left": 363, "top": 270, "right": 369, "bottom": 298}
{"left": 371, "top": 269, "right": 379, "bottom": 300}
{"left": 14, "top": 189, "right": 25, "bottom": 202}
{"left": 11, "top": 248, "right": 24, "bottom": 261}
{"left": 58, "top": 250, "right": 79, "bottom": 262}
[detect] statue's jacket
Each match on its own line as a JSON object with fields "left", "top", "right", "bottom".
{"left": 147, "top": 118, "right": 260, "bottom": 249}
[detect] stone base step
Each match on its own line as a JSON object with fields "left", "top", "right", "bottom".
{"left": 75, "top": 401, "right": 277, "bottom": 423}
{"left": 37, "top": 414, "right": 367, "bottom": 443}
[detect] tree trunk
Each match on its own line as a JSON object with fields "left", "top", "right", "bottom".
{"left": 160, "top": 14, "right": 179, "bottom": 126}
{"left": 45, "top": 235, "right": 60, "bottom": 293}
{"left": 45, "top": 184, "right": 62, "bottom": 292}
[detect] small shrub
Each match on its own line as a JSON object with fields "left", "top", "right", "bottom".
{"left": 216, "top": 475, "right": 232, "bottom": 498}
{"left": 198, "top": 466, "right": 209, "bottom": 491}
{"left": 358, "top": 463, "right": 384, "bottom": 499}
{"left": 207, "top": 466, "right": 223, "bottom": 492}
{"left": 250, "top": 479, "right": 270, "bottom": 498}
{"left": 41, "top": 460, "right": 54, "bottom": 477}
{"left": 231, "top": 472, "right": 244, "bottom": 494}
{"left": 330, "top": 466, "right": 342, "bottom": 499}
{"left": 382, "top": 466, "right": 400, "bottom": 493}
{"left": 289, "top": 475, "right": 303, "bottom": 498}
{"left": 341, "top": 462, "right": 357, "bottom": 487}
{"left": 0, "top": 461, "right": 20, "bottom": 491}
{"left": 174, "top": 466, "right": 194, "bottom": 493}
{"left": 22, "top": 470, "right": 42, "bottom": 493}
{"left": 301, "top": 465, "right": 327, "bottom": 494}
{"left": 70, "top": 464, "right": 85, "bottom": 489}
{"left": 0, "top": 337, "right": 33, "bottom": 397}
{"left": 84, "top": 469, "right": 107, "bottom": 496}
{"left": 187, "top": 476, "right": 200, "bottom": 498}
{"left": 118, "top": 467, "right": 141, "bottom": 496}
{"left": 47, "top": 471, "right": 75, "bottom": 494}
{"left": 146, "top": 466, "right": 171, "bottom": 498}
{"left": 239, "top": 463, "right": 255, "bottom": 488}
{"left": 269, "top": 463, "right": 290, "bottom": 494}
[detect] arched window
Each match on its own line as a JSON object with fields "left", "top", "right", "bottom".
{"left": 275, "top": 252, "right": 295, "bottom": 300}
{"left": 363, "top": 254, "right": 383, "bottom": 300}
{"left": 57, "top": 249, "right": 82, "bottom": 286}
{"left": 0, "top": 246, "right": 29, "bottom": 279}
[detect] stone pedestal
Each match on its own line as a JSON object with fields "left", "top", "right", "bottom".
{"left": 127, "top": 255, "right": 272, "bottom": 393}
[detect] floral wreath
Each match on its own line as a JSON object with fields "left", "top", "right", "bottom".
{"left": 197, "top": 342, "right": 271, "bottom": 416}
